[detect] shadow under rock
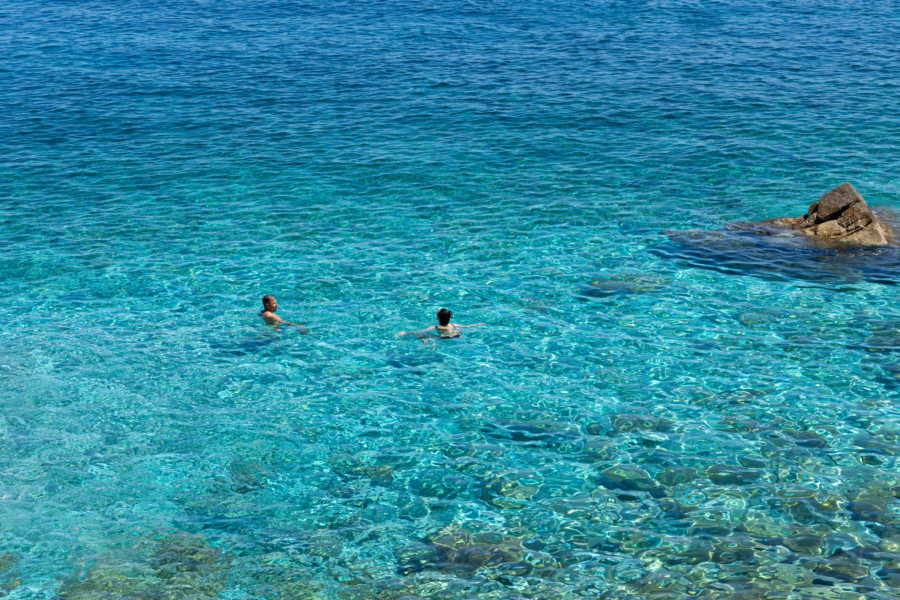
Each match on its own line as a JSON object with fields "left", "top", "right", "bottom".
{"left": 652, "top": 224, "right": 900, "bottom": 286}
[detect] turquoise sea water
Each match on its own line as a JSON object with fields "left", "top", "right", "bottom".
{"left": 3, "top": 0, "right": 900, "bottom": 597}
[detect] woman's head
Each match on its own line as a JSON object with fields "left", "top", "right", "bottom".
{"left": 437, "top": 308, "right": 452, "bottom": 326}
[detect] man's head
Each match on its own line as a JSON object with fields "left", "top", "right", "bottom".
{"left": 437, "top": 308, "right": 452, "bottom": 326}
{"left": 262, "top": 295, "right": 277, "bottom": 312}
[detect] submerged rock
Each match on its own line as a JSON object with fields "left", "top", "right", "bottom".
{"left": 480, "top": 470, "right": 542, "bottom": 509}
{"left": 709, "top": 536, "right": 766, "bottom": 563}
{"left": 805, "top": 549, "right": 870, "bottom": 583}
{"left": 705, "top": 464, "right": 763, "bottom": 486}
{"left": 597, "top": 465, "right": 667, "bottom": 498}
{"left": 775, "top": 487, "right": 845, "bottom": 524}
{"left": 482, "top": 419, "right": 579, "bottom": 447}
{"left": 230, "top": 459, "right": 272, "bottom": 493}
{"left": 858, "top": 327, "right": 900, "bottom": 354}
{"left": 329, "top": 456, "right": 396, "bottom": 485}
{"left": 579, "top": 273, "right": 668, "bottom": 298}
{"left": 632, "top": 570, "right": 691, "bottom": 596}
{"left": 0, "top": 553, "right": 21, "bottom": 594}
{"left": 410, "top": 468, "right": 472, "bottom": 499}
{"left": 656, "top": 465, "right": 698, "bottom": 486}
{"left": 57, "top": 531, "right": 230, "bottom": 599}
{"left": 787, "top": 430, "right": 830, "bottom": 449}
{"left": 762, "top": 183, "right": 892, "bottom": 246}
{"left": 610, "top": 413, "right": 674, "bottom": 434}
{"left": 397, "top": 525, "right": 552, "bottom": 578}
{"left": 783, "top": 533, "right": 827, "bottom": 555}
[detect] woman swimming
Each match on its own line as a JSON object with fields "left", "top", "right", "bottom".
{"left": 397, "top": 308, "right": 485, "bottom": 343}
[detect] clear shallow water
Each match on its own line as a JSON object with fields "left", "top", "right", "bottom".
{"left": 2, "top": 0, "right": 900, "bottom": 598}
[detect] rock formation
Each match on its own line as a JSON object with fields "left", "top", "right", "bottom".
{"left": 764, "top": 183, "right": 891, "bottom": 245}
{"left": 656, "top": 183, "right": 900, "bottom": 284}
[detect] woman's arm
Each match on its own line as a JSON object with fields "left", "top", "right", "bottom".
{"left": 398, "top": 326, "right": 436, "bottom": 336}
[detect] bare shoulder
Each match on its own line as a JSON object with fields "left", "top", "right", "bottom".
{"left": 261, "top": 311, "right": 284, "bottom": 323}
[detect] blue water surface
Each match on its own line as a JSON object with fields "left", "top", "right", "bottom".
{"left": 2, "top": 0, "right": 900, "bottom": 598}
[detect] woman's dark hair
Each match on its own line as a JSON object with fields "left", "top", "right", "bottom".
{"left": 437, "top": 308, "right": 452, "bottom": 326}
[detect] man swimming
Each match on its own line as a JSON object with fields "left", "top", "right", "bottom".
{"left": 260, "top": 295, "right": 307, "bottom": 332}
{"left": 398, "top": 308, "right": 485, "bottom": 343}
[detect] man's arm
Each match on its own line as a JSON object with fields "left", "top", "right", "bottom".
{"left": 262, "top": 312, "right": 306, "bottom": 332}
{"left": 269, "top": 314, "right": 307, "bottom": 332}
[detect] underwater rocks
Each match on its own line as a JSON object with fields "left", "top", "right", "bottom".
{"left": 578, "top": 273, "right": 668, "bottom": 298}
{"left": 480, "top": 469, "right": 542, "bottom": 509}
{"left": 584, "top": 412, "right": 675, "bottom": 436}
{"left": 760, "top": 183, "right": 891, "bottom": 246}
{"left": 57, "top": 531, "right": 230, "bottom": 599}
{"left": 482, "top": 418, "right": 580, "bottom": 447}
{"left": 656, "top": 465, "right": 698, "bottom": 486}
{"left": 773, "top": 487, "right": 845, "bottom": 525}
{"left": 857, "top": 323, "right": 900, "bottom": 353}
{"left": 610, "top": 413, "right": 674, "bottom": 434}
{"left": 801, "top": 548, "right": 871, "bottom": 583}
{"left": 229, "top": 459, "right": 272, "bottom": 494}
{"left": 397, "top": 525, "right": 556, "bottom": 579}
{"left": 596, "top": 465, "right": 667, "bottom": 499}
{"left": 0, "top": 553, "right": 21, "bottom": 594}
{"left": 705, "top": 464, "right": 764, "bottom": 486}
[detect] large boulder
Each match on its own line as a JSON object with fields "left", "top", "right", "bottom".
{"left": 766, "top": 183, "right": 891, "bottom": 245}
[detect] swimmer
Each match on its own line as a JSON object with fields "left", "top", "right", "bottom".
{"left": 398, "top": 308, "right": 485, "bottom": 343}
{"left": 260, "top": 295, "right": 307, "bottom": 332}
